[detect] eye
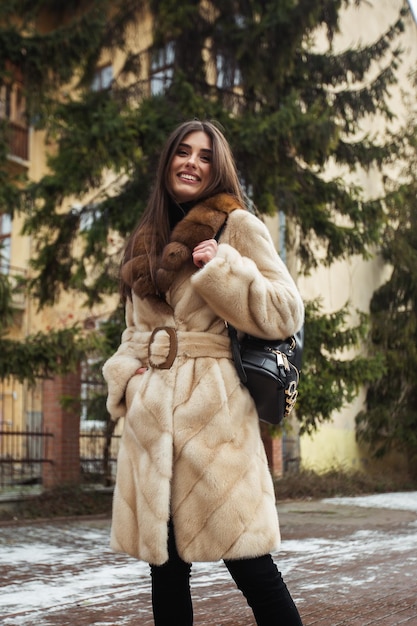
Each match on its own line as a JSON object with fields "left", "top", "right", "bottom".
{"left": 177, "top": 148, "right": 189, "bottom": 157}
{"left": 200, "top": 154, "right": 212, "bottom": 163}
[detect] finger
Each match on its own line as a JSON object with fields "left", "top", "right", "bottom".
{"left": 192, "top": 254, "right": 205, "bottom": 268}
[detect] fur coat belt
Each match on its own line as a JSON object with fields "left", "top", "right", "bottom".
{"left": 122, "top": 327, "right": 232, "bottom": 370}
{"left": 121, "top": 193, "right": 241, "bottom": 298}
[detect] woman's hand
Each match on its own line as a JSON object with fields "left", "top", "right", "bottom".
{"left": 192, "top": 238, "right": 218, "bottom": 268}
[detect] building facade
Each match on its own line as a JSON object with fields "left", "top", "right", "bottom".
{"left": 1, "top": 0, "right": 416, "bottom": 481}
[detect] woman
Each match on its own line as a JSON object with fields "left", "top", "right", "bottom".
{"left": 103, "top": 119, "right": 305, "bottom": 625}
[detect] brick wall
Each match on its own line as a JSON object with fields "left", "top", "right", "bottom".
{"left": 42, "top": 369, "right": 81, "bottom": 489}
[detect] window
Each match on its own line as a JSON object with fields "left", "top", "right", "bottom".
{"left": 91, "top": 64, "right": 113, "bottom": 91}
{"left": 80, "top": 352, "right": 109, "bottom": 427}
{"left": 0, "top": 213, "right": 11, "bottom": 274}
{"left": 71, "top": 202, "right": 102, "bottom": 232}
{"left": 216, "top": 54, "right": 242, "bottom": 89}
{"left": 1, "top": 66, "right": 29, "bottom": 161}
{"left": 0, "top": 82, "right": 26, "bottom": 124}
{"left": 0, "top": 84, "right": 11, "bottom": 119}
{"left": 150, "top": 42, "right": 175, "bottom": 95}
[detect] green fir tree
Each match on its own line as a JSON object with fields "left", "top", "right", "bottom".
{"left": 0, "top": 0, "right": 140, "bottom": 380}
{"left": 356, "top": 117, "right": 417, "bottom": 476}
{"left": 0, "top": 0, "right": 413, "bottom": 433}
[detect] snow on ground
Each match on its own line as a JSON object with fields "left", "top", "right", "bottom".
{"left": 0, "top": 493, "right": 416, "bottom": 624}
{"left": 323, "top": 491, "right": 417, "bottom": 513}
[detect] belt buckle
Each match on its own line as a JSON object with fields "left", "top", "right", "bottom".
{"left": 148, "top": 327, "right": 178, "bottom": 369}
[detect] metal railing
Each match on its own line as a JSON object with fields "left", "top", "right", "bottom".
{"left": 0, "top": 366, "right": 120, "bottom": 491}
{"left": 0, "top": 424, "right": 121, "bottom": 491}
{"left": 0, "top": 426, "right": 53, "bottom": 489}
{"left": 80, "top": 424, "right": 121, "bottom": 486}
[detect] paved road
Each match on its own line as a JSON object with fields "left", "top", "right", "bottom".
{"left": 1, "top": 493, "right": 417, "bottom": 625}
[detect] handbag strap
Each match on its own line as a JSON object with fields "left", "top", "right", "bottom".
{"left": 214, "top": 217, "right": 247, "bottom": 384}
{"left": 226, "top": 322, "right": 247, "bottom": 384}
{"left": 213, "top": 216, "right": 228, "bottom": 243}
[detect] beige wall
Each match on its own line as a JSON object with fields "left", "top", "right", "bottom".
{"left": 299, "top": 0, "right": 417, "bottom": 472}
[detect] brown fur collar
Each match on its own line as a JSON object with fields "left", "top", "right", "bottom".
{"left": 121, "top": 193, "right": 242, "bottom": 299}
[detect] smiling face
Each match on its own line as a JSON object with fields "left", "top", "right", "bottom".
{"left": 168, "top": 131, "right": 213, "bottom": 203}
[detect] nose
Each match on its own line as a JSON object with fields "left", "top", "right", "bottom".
{"left": 186, "top": 152, "right": 197, "bottom": 167}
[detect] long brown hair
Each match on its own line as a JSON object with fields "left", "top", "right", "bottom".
{"left": 121, "top": 119, "right": 245, "bottom": 298}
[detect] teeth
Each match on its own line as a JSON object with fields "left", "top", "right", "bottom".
{"left": 180, "top": 174, "right": 199, "bottom": 181}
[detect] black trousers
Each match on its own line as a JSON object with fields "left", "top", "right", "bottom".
{"left": 150, "top": 522, "right": 304, "bottom": 626}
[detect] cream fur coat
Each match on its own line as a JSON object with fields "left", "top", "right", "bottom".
{"left": 103, "top": 194, "right": 304, "bottom": 566}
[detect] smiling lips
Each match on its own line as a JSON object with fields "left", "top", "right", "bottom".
{"left": 179, "top": 173, "right": 200, "bottom": 182}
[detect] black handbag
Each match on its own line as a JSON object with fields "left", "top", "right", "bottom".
{"left": 214, "top": 217, "right": 303, "bottom": 425}
{"left": 227, "top": 324, "right": 303, "bottom": 425}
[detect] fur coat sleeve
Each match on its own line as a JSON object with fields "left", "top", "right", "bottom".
{"left": 192, "top": 209, "right": 304, "bottom": 338}
{"left": 102, "top": 299, "right": 143, "bottom": 420}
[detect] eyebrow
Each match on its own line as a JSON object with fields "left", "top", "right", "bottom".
{"left": 179, "top": 142, "right": 212, "bottom": 154}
